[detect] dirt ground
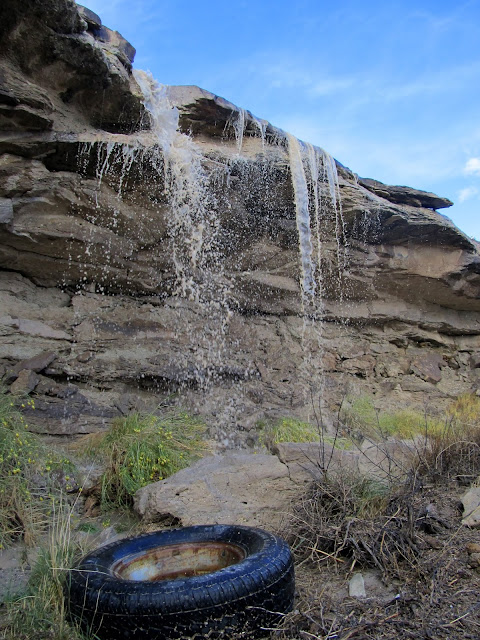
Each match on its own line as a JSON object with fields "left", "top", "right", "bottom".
{"left": 278, "top": 483, "right": 480, "bottom": 640}
{"left": 0, "top": 478, "right": 478, "bottom": 640}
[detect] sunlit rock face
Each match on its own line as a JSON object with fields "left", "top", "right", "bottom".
{"left": 1, "top": 0, "right": 479, "bottom": 442}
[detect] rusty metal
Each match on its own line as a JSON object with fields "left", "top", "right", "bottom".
{"left": 111, "top": 541, "right": 246, "bottom": 582}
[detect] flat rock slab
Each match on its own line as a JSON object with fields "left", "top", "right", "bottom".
{"left": 134, "top": 452, "right": 305, "bottom": 530}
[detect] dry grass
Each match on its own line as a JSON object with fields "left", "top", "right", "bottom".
{"left": 1, "top": 497, "right": 91, "bottom": 640}
{"left": 0, "top": 390, "right": 75, "bottom": 549}
{"left": 276, "top": 393, "right": 480, "bottom": 640}
{"left": 416, "top": 393, "right": 480, "bottom": 483}
{"left": 283, "top": 472, "right": 421, "bottom": 581}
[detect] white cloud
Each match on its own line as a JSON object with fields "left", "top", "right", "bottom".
{"left": 310, "top": 77, "right": 356, "bottom": 96}
{"left": 458, "top": 186, "right": 479, "bottom": 202}
{"left": 464, "top": 157, "right": 480, "bottom": 175}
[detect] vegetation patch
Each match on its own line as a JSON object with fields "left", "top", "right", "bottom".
{"left": 259, "top": 416, "right": 352, "bottom": 450}
{"left": 84, "top": 410, "right": 208, "bottom": 510}
{"left": 279, "top": 393, "right": 480, "bottom": 640}
{"left": 0, "top": 389, "right": 74, "bottom": 549}
{"left": 419, "top": 392, "right": 480, "bottom": 482}
{"left": 340, "top": 394, "right": 445, "bottom": 441}
{"left": 1, "top": 499, "right": 90, "bottom": 640}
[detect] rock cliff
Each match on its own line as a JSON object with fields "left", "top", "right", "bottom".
{"left": 1, "top": 0, "right": 479, "bottom": 443}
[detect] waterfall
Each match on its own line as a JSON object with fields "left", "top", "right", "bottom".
{"left": 287, "top": 134, "right": 344, "bottom": 313}
{"left": 72, "top": 75, "right": 345, "bottom": 436}
{"left": 287, "top": 133, "right": 316, "bottom": 307}
{"left": 133, "top": 70, "right": 224, "bottom": 303}
{"left": 111, "top": 70, "right": 233, "bottom": 394}
{"left": 287, "top": 132, "right": 345, "bottom": 426}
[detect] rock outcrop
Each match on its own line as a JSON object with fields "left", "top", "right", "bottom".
{"left": 133, "top": 440, "right": 420, "bottom": 529}
{"left": 134, "top": 452, "right": 306, "bottom": 529}
{"left": 1, "top": 0, "right": 479, "bottom": 441}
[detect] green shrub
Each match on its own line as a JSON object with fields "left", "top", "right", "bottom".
{"left": 340, "top": 395, "right": 444, "bottom": 440}
{"left": 420, "top": 393, "right": 480, "bottom": 480}
{"left": 259, "top": 417, "right": 319, "bottom": 447}
{"left": 341, "top": 393, "right": 480, "bottom": 481}
{"left": 90, "top": 411, "right": 208, "bottom": 509}
{"left": 258, "top": 416, "right": 352, "bottom": 450}
{"left": 0, "top": 389, "right": 74, "bottom": 548}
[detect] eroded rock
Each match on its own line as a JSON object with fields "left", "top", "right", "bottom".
{"left": 134, "top": 452, "right": 304, "bottom": 530}
{"left": 0, "top": 0, "right": 479, "bottom": 438}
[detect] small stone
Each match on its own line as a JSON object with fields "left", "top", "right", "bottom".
{"left": 76, "top": 351, "right": 94, "bottom": 363}
{"left": 466, "top": 543, "right": 480, "bottom": 554}
{"left": 349, "top": 573, "right": 366, "bottom": 598}
{"left": 468, "top": 553, "right": 480, "bottom": 568}
{"left": 9, "top": 369, "right": 40, "bottom": 395}
{"left": 461, "top": 487, "right": 480, "bottom": 528}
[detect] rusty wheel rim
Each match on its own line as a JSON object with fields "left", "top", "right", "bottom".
{"left": 111, "top": 541, "right": 246, "bottom": 582}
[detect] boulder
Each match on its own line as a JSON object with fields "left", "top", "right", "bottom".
{"left": 9, "top": 369, "right": 40, "bottom": 395}
{"left": 134, "top": 452, "right": 306, "bottom": 530}
{"left": 5, "top": 350, "right": 56, "bottom": 382}
{"left": 358, "top": 439, "right": 418, "bottom": 481}
{"left": 272, "top": 441, "right": 360, "bottom": 480}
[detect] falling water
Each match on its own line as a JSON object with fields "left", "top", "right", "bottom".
{"left": 71, "top": 74, "right": 348, "bottom": 438}
{"left": 133, "top": 70, "right": 224, "bottom": 303}
{"left": 287, "top": 133, "right": 316, "bottom": 307}
{"left": 131, "top": 70, "right": 238, "bottom": 401}
{"left": 252, "top": 116, "right": 268, "bottom": 150}
{"left": 233, "top": 108, "right": 247, "bottom": 154}
{"left": 286, "top": 132, "right": 345, "bottom": 426}
{"left": 227, "top": 107, "right": 269, "bottom": 154}
{"left": 287, "top": 134, "right": 344, "bottom": 313}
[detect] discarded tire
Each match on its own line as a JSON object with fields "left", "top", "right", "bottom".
{"left": 66, "top": 524, "right": 295, "bottom": 639}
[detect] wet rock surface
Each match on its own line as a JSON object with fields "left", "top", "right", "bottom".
{"left": 0, "top": 0, "right": 479, "bottom": 439}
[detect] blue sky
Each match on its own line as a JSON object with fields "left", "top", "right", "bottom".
{"left": 83, "top": 0, "right": 480, "bottom": 240}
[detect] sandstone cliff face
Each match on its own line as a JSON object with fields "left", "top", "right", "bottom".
{"left": 1, "top": 0, "right": 479, "bottom": 442}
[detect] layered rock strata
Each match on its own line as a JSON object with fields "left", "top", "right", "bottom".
{"left": 1, "top": 0, "right": 479, "bottom": 441}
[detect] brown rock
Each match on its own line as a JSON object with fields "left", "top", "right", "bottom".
{"left": 5, "top": 350, "right": 56, "bottom": 382}
{"left": 461, "top": 487, "right": 480, "bottom": 528}
{"left": 9, "top": 369, "right": 40, "bottom": 395}
{"left": 410, "top": 353, "right": 445, "bottom": 384}
{"left": 358, "top": 177, "right": 453, "bottom": 210}
{"left": 76, "top": 5, "right": 102, "bottom": 30}
{"left": 469, "top": 553, "right": 480, "bottom": 568}
{"left": 273, "top": 441, "right": 359, "bottom": 480}
{"left": 470, "top": 353, "right": 480, "bottom": 368}
{"left": 358, "top": 439, "right": 417, "bottom": 481}
{"left": 134, "top": 452, "right": 303, "bottom": 530}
